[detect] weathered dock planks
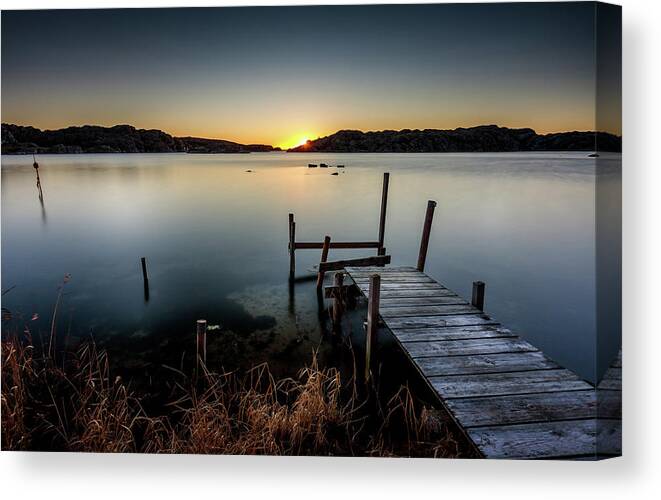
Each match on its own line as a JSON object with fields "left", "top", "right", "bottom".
{"left": 344, "top": 266, "right": 622, "bottom": 460}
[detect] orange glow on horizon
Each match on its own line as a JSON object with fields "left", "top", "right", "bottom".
{"left": 278, "top": 134, "right": 314, "bottom": 150}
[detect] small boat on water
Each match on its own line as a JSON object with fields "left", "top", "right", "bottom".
{"left": 308, "top": 164, "right": 318, "bottom": 168}
{"left": 320, "top": 163, "right": 328, "bottom": 168}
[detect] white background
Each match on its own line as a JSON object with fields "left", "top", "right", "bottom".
{"left": 0, "top": 0, "right": 658, "bottom": 498}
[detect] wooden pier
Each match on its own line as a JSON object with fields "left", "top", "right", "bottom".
{"left": 344, "top": 265, "right": 622, "bottom": 460}
{"left": 292, "top": 181, "right": 621, "bottom": 460}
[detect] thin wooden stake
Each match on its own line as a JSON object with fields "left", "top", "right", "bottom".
{"left": 141, "top": 257, "right": 149, "bottom": 281}
{"left": 417, "top": 200, "right": 437, "bottom": 272}
{"left": 196, "top": 319, "right": 207, "bottom": 369}
{"left": 378, "top": 172, "right": 390, "bottom": 254}
{"left": 288, "top": 213, "right": 296, "bottom": 281}
{"left": 32, "top": 156, "right": 45, "bottom": 202}
{"left": 316, "top": 235, "right": 332, "bottom": 289}
{"left": 332, "top": 272, "right": 345, "bottom": 331}
{"left": 472, "top": 281, "right": 486, "bottom": 311}
{"left": 141, "top": 257, "right": 150, "bottom": 302}
{"left": 365, "top": 274, "right": 381, "bottom": 382}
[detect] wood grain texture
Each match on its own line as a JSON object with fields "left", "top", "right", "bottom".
{"left": 468, "top": 419, "right": 621, "bottom": 459}
{"left": 429, "top": 369, "right": 591, "bottom": 398}
{"left": 352, "top": 275, "right": 435, "bottom": 284}
{"left": 386, "top": 313, "right": 499, "bottom": 330}
{"left": 395, "top": 325, "right": 515, "bottom": 343}
{"left": 414, "top": 351, "right": 560, "bottom": 377}
{"left": 342, "top": 266, "right": 621, "bottom": 460}
{"left": 376, "top": 288, "right": 458, "bottom": 299}
{"left": 445, "top": 390, "right": 610, "bottom": 427}
{"left": 379, "top": 295, "right": 468, "bottom": 306}
{"left": 402, "top": 337, "right": 538, "bottom": 359}
{"left": 356, "top": 282, "right": 449, "bottom": 292}
{"left": 346, "top": 266, "right": 417, "bottom": 273}
{"left": 380, "top": 304, "right": 480, "bottom": 318}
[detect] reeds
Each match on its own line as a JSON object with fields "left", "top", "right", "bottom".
{"left": 1, "top": 331, "right": 470, "bottom": 457}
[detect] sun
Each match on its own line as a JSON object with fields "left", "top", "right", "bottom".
{"left": 279, "top": 134, "right": 313, "bottom": 150}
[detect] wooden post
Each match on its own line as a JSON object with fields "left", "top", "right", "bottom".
{"left": 472, "top": 281, "right": 485, "bottom": 311}
{"left": 378, "top": 172, "right": 390, "bottom": 255}
{"left": 376, "top": 246, "right": 386, "bottom": 266}
{"left": 288, "top": 213, "right": 296, "bottom": 281}
{"left": 332, "top": 272, "right": 345, "bottom": 331}
{"left": 141, "top": 257, "right": 149, "bottom": 282}
{"left": 316, "top": 235, "right": 332, "bottom": 289}
{"left": 196, "top": 319, "right": 207, "bottom": 369}
{"left": 365, "top": 274, "right": 381, "bottom": 382}
{"left": 417, "top": 200, "right": 437, "bottom": 272}
{"left": 141, "top": 257, "right": 150, "bottom": 302}
{"left": 33, "top": 157, "right": 44, "bottom": 201}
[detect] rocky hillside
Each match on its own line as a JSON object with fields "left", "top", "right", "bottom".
{"left": 288, "top": 125, "right": 621, "bottom": 153}
{"left": 1, "top": 124, "right": 278, "bottom": 154}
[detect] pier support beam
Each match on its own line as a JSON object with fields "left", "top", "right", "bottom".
{"left": 378, "top": 172, "right": 390, "bottom": 255}
{"left": 365, "top": 274, "right": 381, "bottom": 382}
{"left": 288, "top": 213, "right": 296, "bottom": 281}
{"left": 417, "top": 200, "right": 437, "bottom": 272}
{"left": 332, "top": 272, "right": 345, "bottom": 332}
{"left": 196, "top": 319, "right": 207, "bottom": 371}
{"left": 141, "top": 257, "right": 150, "bottom": 302}
{"left": 472, "top": 281, "right": 486, "bottom": 311}
{"left": 316, "top": 235, "right": 332, "bottom": 289}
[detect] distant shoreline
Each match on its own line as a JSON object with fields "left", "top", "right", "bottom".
{"left": 1, "top": 149, "right": 622, "bottom": 156}
{"left": 2, "top": 123, "right": 621, "bottom": 155}
{"left": 288, "top": 126, "right": 621, "bottom": 153}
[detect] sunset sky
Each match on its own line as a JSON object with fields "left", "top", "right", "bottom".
{"left": 1, "top": 4, "right": 621, "bottom": 149}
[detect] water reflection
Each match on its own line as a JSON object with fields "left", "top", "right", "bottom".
{"left": 1, "top": 152, "right": 621, "bottom": 383}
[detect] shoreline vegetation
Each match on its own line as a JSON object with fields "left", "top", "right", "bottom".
{"left": 1, "top": 330, "right": 474, "bottom": 457}
{"left": 2, "top": 123, "right": 621, "bottom": 155}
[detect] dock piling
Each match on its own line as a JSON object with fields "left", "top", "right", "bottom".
{"left": 365, "top": 274, "right": 381, "bottom": 382}
{"left": 332, "top": 272, "right": 345, "bottom": 331}
{"left": 33, "top": 156, "right": 45, "bottom": 202}
{"left": 288, "top": 213, "right": 296, "bottom": 281}
{"left": 417, "top": 200, "right": 437, "bottom": 272}
{"left": 196, "top": 319, "right": 207, "bottom": 369}
{"left": 472, "top": 281, "right": 486, "bottom": 311}
{"left": 141, "top": 257, "right": 150, "bottom": 301}
{"left": 378, "top": 172, "right": 390, "bottom": 255}
{"left": 141, "top": 257, "right": 149, "bottom": 281}
{"left": 316, "top": 235, "right": 332, "bottom": 289}
{"left": 286, "top": 173, "right": 391, "bottom": 279}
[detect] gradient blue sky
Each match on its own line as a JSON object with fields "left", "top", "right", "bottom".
{"left": 1, "top": 3, "right": 620, "bottom": 148}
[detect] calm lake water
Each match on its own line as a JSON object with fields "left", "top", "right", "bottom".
{"left": 1, "top": 152, "right": 621, "bottom": 384}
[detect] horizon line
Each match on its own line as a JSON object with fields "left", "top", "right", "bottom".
{"left": 3, "top": 121, "right": 623, "bottom": 149}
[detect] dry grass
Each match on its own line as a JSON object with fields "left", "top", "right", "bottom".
{"left": 1, "top": 332, "right": 470, "bottom": 457}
